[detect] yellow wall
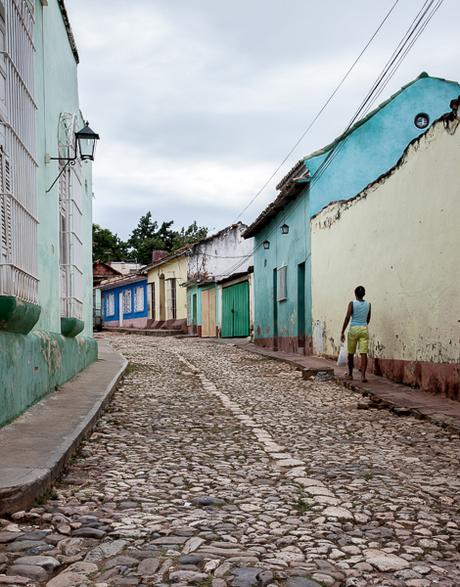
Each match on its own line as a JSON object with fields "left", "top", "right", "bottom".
{"left": 147, "top": 255, "right": 188, "bottom": 321}
{"left": 311, "top": 117, "right": 460, "bottom": 364}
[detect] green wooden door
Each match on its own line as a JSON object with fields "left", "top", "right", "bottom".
{"left": 221, "top": 281, "right": 249, "bottom": 338}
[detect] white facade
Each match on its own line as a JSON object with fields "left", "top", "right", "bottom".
{"left": 187, "top": 223, "right": 253, "bottom": 283}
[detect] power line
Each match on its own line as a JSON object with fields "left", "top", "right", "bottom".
{"left": 231, "top": 0, "right": 401, "bottom": 224}
{"left": 218, "top": 0, "right": 445, "bottom": 279}
{"left": 310, "top": 0, "right": 443, "bottom": 186}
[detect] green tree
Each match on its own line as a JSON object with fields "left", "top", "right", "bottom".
{"left": 92, "top": 224, "right": 127, "bottom": 262}
{"left": 126, "top": 212, "right": 208, "bottom": 265}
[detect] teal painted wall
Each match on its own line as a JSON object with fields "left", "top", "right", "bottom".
{"left": 0, "top": 331, "right": 97, "bottom": 428}
{"left": 253, "top": 75, "right": 460, "bottom": 349}
{"left": 254, "top": 194, "right": 310, "bottom": 347}
{"left": 34, "top": 0, "right": 93, "bottom": 336}
{"left": 0, "top": 2, "right": 96, "bottom": 427}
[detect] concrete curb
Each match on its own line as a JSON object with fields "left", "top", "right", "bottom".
{"left": 0, "top": 340, "right": 128, "bottom": 515}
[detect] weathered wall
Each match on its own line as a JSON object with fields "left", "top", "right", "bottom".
{"left": 0, "top": 331, "right": 97, "bottom": 428}
{"left": 34, "top": 0, "right": 93, "bottom": 336}
{"left": 311, "top": 116, "right": 460, "bottom": 398}
{"left": 147, "top": 255, "right": 188, "bottom": 322}
{"left": 187, "top": 224, "right": 253, "bottom": 282}
{"left": 251, "top": 75, "right": 460, "bottom": 354}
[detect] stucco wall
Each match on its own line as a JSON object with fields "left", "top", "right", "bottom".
{"left": 311, "top": 116, "right": 460, "bottom": 397}
{"left": 187, "top": 224, "right": 253, "bottom": 282}
{"left": 0, "top": 331, "right": 97, "bottom": 428}
{"left": 253, "top": 195, "right": 311, "bottom": 352}
{"left": 34, "top": 0, "right": 93, "bottom": 336}
{"left": 147, "top": 255, "right": 188, "bottom": 321}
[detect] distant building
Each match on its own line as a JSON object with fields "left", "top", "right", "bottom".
{"left": 101, "top": 275, "right": 149, "bottom": 329}
{"left": 144, "top": 248, "right": 189, "bottom": 332}
{"left": 186, "top": 223, "right": 254, "bottom": 338}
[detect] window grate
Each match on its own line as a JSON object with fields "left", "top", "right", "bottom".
{"left": 0, "top": 0, "right": 38, "bottom": 303}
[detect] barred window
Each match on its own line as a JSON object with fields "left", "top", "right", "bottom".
{"left": 106, "top": 292, "right": 115, "bottom": 317}
{"left": 277, "top": 266, "right": 287, "bottom": 302}
{"left": 123, "top": 289, "right": 132, "bottom": 313}
{"left": 0, "top": 1, "right": 38, "bottom": 303}
{"left": 134, "top": 285, "right": 144, "bottom": 312}
{"left": 59, "top": 155, "right": 84, "bottom": 320}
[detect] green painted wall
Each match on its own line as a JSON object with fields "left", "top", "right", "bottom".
{"left": 34, "top": 0, "right": 93, "bottom": 336}
{"left": 0, "top": 2, "right": 96, "bottom": 427}
{"left": 0, "top": 331, "right": 97, "bottom": 428}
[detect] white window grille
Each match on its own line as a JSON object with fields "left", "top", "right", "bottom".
{"left": 0, "top": 1, "right": 38, "bottom": 303}
{"left": 122, "top": 289, "right": 131, "bottom": 313}
{"left": 166, "top": 278, "right": 177, "bottom": 320}
{"left": 106, "top": 292, "right": 115, "bottom": 316}
{"left": 59, "top": 155, "right": 84, "bottom": 320}
{"left": 277, "top": 266, "right": 287, "bottom": 302}
{"left": 134, "top": 285, "right": 144, "bottom": 313}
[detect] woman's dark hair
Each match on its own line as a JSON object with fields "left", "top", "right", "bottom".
{"left": 355, "top": 285, "right": 365, "bottom": 298}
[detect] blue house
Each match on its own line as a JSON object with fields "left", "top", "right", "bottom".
{"left": 243, "top": 73, "right": 460, "bottom": 354}
{"left": 100, "top": 275, "right": 149, "bottom": 329}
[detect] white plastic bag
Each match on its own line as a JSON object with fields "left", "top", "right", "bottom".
{"left": 337, "top": 344, "right": 347, "bottom": 367}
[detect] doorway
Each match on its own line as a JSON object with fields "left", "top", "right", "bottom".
{"left": 202, "top": 288, "right": 216, "bottom": 337}
{"left": 273, "top": 269, "right": 278, "bottom": 350}
{"left": 118, "top": 291, "right": 123, "bottom": 327}
{"left": 297, "top": 262, "right": 306, "bottom": 352}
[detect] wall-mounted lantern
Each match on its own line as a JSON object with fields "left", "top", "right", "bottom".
{"left": 75, "top": 122, "right": 100, "bottom": 161}
{"left": 46, "top": 121, "right": 100, "bottom": 193}
{"left": 262, "top": 240, "right": 270, "bottom": 250}
{"left": 281, "top": 223, "right": 290, "bottom": 235}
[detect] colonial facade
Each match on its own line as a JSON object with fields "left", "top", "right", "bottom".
{"left": 186, "top": 223, "right": 253, "bottom": 338}
{"left": 100, "top": 275, "right": 149, "bottom": 329}
{"left": 145, "top": 248, "right": 189, "bottom": 332}
{"left": 311, "top": 102, "right": 460, "bottom": 399}
{"left": 244, "top": 73, "right": 460, "bottom": 355}
{"left": 0, "top": 1, "right": 96, "bottom": 427}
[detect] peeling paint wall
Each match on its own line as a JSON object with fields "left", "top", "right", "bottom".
{"left": 187, "top": 225, "right": 253, "bottom": 283}
{"left": 0, "top": 331, "right": 97, "bottom": 428}
{"left": 311, "top": 117, "right": 460, "bottom": 394}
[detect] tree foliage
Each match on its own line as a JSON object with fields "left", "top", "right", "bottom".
{"left": 92, "top": 212, "right": 208, "bottom": 266}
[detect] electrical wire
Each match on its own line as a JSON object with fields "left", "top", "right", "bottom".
{"left": 310, "top": 0, "right": 443, "bottom": 186}
{"left": 231, "top": 0, "right": 401, "bottom": 223}
{"left": 215, "top": 0, "right": 445, "bottom": 280}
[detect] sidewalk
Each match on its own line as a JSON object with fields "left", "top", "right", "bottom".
{"left": 0, "top": 340, "right": 127, "bottom": 515}
{"left": 232, "top": 341, "right": 460, "bottom": 433}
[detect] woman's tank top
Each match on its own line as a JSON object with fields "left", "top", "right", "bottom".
{"left": 351, "top": 300, "right": 370, "bottom": 327}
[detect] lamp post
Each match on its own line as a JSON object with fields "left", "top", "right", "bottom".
{"left": 262, "top": 240, "right": 270, "bottom": 250}
{"left": 46, "top": 121, "right": 100, "bottom": 193}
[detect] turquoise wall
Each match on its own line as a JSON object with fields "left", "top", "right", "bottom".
{"left": 0, "top": 331, "right": 97, "bottom": 428}
{"left": 0, "top": 2, "right": 96, "bottom": 427}
{"left": 34, "top": 0, "right": 93, "bottom": 336}
{"left": 254, "top": 194, "right": 310, "bottom": 345}
{"left": 253, "top": 75, "right": 460, "bottom": 348}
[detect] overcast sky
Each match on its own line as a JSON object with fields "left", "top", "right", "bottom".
{"left": 66, "top": 0, "right": 458, "bottom": 240}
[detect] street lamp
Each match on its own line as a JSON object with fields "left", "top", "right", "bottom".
{"left": 262, "top": 240, "right": 270, "bottom": 250}
{"left": 75, "top": 122, "right": 100, "bottom": 161}
{"left": 46, "top": 121, "right": 100, "bottom": 193}
{"left": 281, "top": 223, "right": 290, "bottom": 234}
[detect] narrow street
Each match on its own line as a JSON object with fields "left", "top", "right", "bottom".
{"left": 1, "top": 334, "right": 460, "bottom": 587}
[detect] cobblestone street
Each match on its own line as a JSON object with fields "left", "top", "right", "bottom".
{"left": 1, "top": 334, "right": 460, "bottom": 587}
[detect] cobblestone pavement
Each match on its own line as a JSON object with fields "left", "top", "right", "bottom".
{"left": 1, "top": 335, "right": 460, "bottom": 587}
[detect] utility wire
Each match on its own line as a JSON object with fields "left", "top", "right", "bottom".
{"left": 310, "top": 0, "right": 443, "bottom": 186}
{"left": 216, "top": 0, "right": 445, "bottom": 280}
{"left": 231, "top": 0, "right": 401, "bottom": 223}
